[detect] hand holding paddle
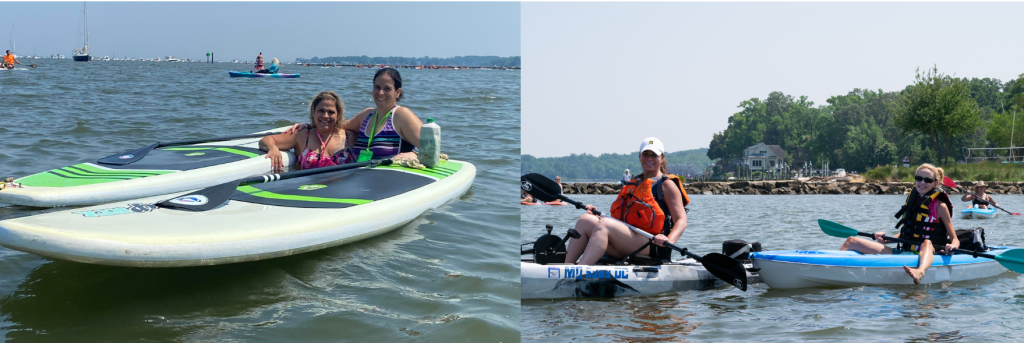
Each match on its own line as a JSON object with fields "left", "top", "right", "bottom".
{"left": 97, "top": 131, "right": 285, "bottom": 165}
{"left": 818, "top": 219, "right": 1024, "bottom": 273}
{"left": 941, "top": 177, "right": 1021, "bottom": 216}
{"left": 521, "top": 173, "right": 749, "bottom": 291}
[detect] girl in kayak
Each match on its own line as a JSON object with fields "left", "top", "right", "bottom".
{"left": 259, "top": 91, "right": 354, "bottom": 172}
{"left": 840, "top": 163, "right": 959, "bottom": 285}
{"left": 961, "top": 181, "right": 998, "bottom": 209}
{"left": 565, "top": 137, "right": 689, "bottom": 265}
{"left": 286, "top": 67, "right": 422, "bottom": 161}
{"left": 255, "top": 58, "right": 280, "bottom": 74}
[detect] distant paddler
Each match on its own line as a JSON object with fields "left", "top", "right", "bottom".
{"left": 961, "top": 181, "right": 998, "bottom": 209}
{"left": 3, "top": 50, "right": 21, "bottom": 69}
{"left": 252, "top": 52, "right": 264, "bottom": 72}
{"left": 255, "top": 58, "right": 281, "bottom": 74}
{"left": 565, "top": 137, "right": 690, "bottom": 265}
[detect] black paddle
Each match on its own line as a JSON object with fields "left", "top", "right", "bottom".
{"left": 156, "top": 158, "right": 392, "bottom": 212}
{"left": 818, "top": 219, "right": 1024, "bottom": 273}
{"left": 941, "top": 177, "right": 1021, "bottom": 216}
{"left": 520, "top": 173, "right": 749, "bottom": 291}
{"left": 97, "top": 131, "right": 285, "bottom": 165}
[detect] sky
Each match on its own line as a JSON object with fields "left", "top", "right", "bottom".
{"left": 521, "top": 2, "right": 1024, "bottom": 158}
{"left": 0, "top": 2, "right": 520, "bottom": 62}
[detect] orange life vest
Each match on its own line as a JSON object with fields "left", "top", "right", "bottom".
{"left": 3, "top": 54, "right": 14, "bottom": 65}
{"left": 610, "top": 174, "right": 689, "bottom": 235}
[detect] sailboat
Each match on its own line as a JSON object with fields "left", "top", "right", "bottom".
{"left": 72, "top": 2, "right": 90, "bottom": 62}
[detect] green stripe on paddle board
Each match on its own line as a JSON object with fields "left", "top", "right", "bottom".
{"left": 236, "top": 185, "right": 373, "bottom": 205}
{"left": 18, "top": 163, "right": 175, "bottom": 187}
{"left": 163, "top": 147, "right": 260, "bottom": 158}
{"left": 378, "top": 160, "right": 462, "bottom": 179}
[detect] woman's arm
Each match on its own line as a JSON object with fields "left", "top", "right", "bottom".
{"left": 961, "top": 193, "right": 975, "bottom": 202}
{"left": 259, "top": 131, "right": 300, "bottom": 172}
{"left": 343, "top": 108, "right": 374, "bottom": 132}
{"left": 392, "top": 107, "right": 422, "bottom": 148}
{"left": 938, "top": 203, "right": 958, "bottom": 252}
{"left": 658, "top": 180, "right": 688, "bottom": 245}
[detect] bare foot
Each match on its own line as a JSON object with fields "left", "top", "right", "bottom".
{"left": 903, "top": 265, "right": 923, "bottom": 285}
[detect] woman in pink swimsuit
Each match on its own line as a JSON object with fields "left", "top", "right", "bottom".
{"left": 259, "top": 91, "right": 354, "bottom": 171}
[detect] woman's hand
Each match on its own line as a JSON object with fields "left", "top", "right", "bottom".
{"left": 652, "top": 234, "right": 671, "bottom": 247}
{"left": 265, "top": 147, "right": 284, "bottom": 172}
{"left": 873, "top": 232, "right": 887, "bottom": 243}
{"left": 284, "top": 123, "right": 310, "bottom": 135}
{"left": 943, "top": 242, "right": 959, "bottom": 254}
{"left": 392, "top": 151, "right": 418, "bottom": 161}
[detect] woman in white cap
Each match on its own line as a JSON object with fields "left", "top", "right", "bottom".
{"left": 622, "top": 169, "right": 631, "bottom": 185}
{"left": 564, "top": 137, "right": 690, "bottom": 265}
{"left": 961, "top": 181, "right": 998, "bottom": 209}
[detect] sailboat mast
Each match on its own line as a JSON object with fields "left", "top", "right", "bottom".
{"left": 83, "top": 2, "right": 89, "bottom": 52}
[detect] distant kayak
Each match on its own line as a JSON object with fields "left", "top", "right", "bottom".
{"left": 521, "top": 201, "right": 538, "bottom": 206}
{"left": 544, "top": 201, "right": 568, "bottom": 206}
{"left": 228, "top": 71, "right": 300, "bottom": 78}
{"left": 962, "top": 207, "right": 997, "bottom": 219}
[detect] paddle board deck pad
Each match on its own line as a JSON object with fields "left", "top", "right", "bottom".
{"left": 961, "top": 207, "right": 997, "bottom": 219}
{"left": 0, "top": 127, "right": 294, "bottom": 207}
{"left": 0, "top": 160, "right": 474, "bottom": 267}
{"left": 229, "top": 71, "right": 300, "bottom": 78}
{"left": 751, "top": 247, "right": 1015, "bottom": 289}
{"left": 521, "top": 259, "right": 762, "bottom": 299}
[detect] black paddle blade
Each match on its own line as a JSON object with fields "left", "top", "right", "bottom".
{"left": 699, "top": 252, "right": 748, "bottom": 291}
{"left": 96, "top": 143, "right": 160, "bottom": 165}
{"left": 521, "top": 173, "right": 560, "bottom": 202}
{"left": 155, "top": 180, "right": 241, "bottom": 212}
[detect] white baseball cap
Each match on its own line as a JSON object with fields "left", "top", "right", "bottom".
{"left": 640, "top": 137, "right": 664, "bottom": 156}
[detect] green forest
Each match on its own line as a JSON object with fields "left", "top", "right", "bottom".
{"left": 521, "top": 149, "right": 712, "bottom": 181}
{"left": 707, "top": 68, "right": 1024, "bottom": 174}
{"left": 295, "top": 55, "right": 521, "bottom": 67}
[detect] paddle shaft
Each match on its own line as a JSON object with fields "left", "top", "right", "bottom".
{"left": 861, "top": 232, "right": 998, "bottom": 259}
{"left": 237, "top": 158, "right": 391, "bottom": 186}
{"left": 553, "top": 195, "right": 703, "bottom": 262}
{"left": 156, "top": 131, "right": 285, "bottom": 148}
{"left": 958, "top": 188, "right": 1018, "bottom": 215}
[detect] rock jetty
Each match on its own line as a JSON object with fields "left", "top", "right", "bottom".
{"left": 560, "top": 180, "right": 1024, "bottom": 195}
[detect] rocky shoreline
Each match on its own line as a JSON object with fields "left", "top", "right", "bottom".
{"left": 560, "top": 180, "right": 1024, "bottom": 195}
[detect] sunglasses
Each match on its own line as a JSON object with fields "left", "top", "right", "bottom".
{"left": 914, "top": 176, "right": 935, "bottom": 183}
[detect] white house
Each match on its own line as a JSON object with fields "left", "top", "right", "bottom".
{"left": 743, "top": 142, "right": 786, "bottom": 171}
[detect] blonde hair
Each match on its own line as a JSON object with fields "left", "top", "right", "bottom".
{"left": 271, "top": 58, "right": 279, "bottom": 65}
{"left": 309, "top": 91, "right": 346, "bottom": 133}
{"left": 916, "top": 163, "right": 944, "bottom": 185}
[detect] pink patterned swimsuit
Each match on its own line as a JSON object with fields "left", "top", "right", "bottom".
{"left": 299, "top": 129, "right": 354, "bottom": 170}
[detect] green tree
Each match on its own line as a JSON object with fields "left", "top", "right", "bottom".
{"left": 892, "top": 67, "right": 983, "bottom": 164}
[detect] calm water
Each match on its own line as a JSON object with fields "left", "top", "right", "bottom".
{"left": 522, "top": 194, "right": 1024, "bottom": 342}
{"left": 0, "top": 59, "right": 520, "bottom": 341}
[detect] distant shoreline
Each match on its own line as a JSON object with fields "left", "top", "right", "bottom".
{"left": 559, "top": 180, "right": 1024, "bottom": 195}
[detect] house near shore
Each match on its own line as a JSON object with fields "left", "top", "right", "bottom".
{"left": 743, "top": 142, "right": 786, "bottom": 171}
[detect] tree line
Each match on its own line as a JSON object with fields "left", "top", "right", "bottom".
{"left": 296, "top": 55, "right": 521, "bottom": 67}
{"left": 521, "top": 149, "right": 712, "bottom": 181}
{"left": 707, "top": 67, "right": 1024, "bottom": 174}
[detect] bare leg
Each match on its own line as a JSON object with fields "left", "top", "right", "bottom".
{"left": 577, "top": 219, "right": 658, "bottom": 265}
{"left": 903, "top": 240, "right": 934, "bottom": 285}
{"left": 840, "top": 236, "right": 893, "bottom": 255}
{"left": 565, "top": 214, "right": 599, "bottom": 264}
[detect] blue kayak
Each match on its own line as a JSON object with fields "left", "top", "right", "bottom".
{"left": 961, "top": 207, "right": 997, "bottom": 219}
{"left": 228, "top": 71, "right": 300, "bottom": 78}
{"left": 751, "top": 246, "right": 1017, "bottom": 288}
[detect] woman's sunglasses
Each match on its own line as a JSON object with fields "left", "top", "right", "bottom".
{"left": 914, "top": 176, "right": 935, "bottom": 183}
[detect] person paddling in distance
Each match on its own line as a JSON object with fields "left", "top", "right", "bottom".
{"left": 3, "top": 50, "right": 21, "bottom": 69}
{"left": 961, "top": 181, "right": 998, "bottom": 210}
{"left": 565, "top": 137, "right": 690, "bottom": 265}
{"left": 255, "top": 58, "right": 281, "bottom": 74}
{"left": 839, "top": 163, "right": 959, "bottom": 285}
{"left": 285, "top": 67, "right": 421, "bottom": 161}
{"left": 622, "top": 169, "right": 631, "bottom": 185}
{"left": 259, "top": 91, "right": 354, "bottom": 172}
{"left": 252, "top": 52, "right": 264, "bottom": 72}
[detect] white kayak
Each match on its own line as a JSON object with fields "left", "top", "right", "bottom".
{"left": 521, "top": 259, "right": 762, "bottom": 299}
{"left": 0, "top": 160, "right": 474, "bottom": 267}
{"left": 961, "top": 207, "right": 997, "bottom": 219}
{"left": 0, "top": 127, "right": 293, "bottom": 207}
{"left": 751, "top": 247, "right": 1016, "bottom": 289}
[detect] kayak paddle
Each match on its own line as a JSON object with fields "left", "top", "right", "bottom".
{"left": 941, "top": 177, "right": 1021, "bottom": 216}
{"left": 156, "top": 158, "right": 393, "bottom": 212}
{"left": 817, "top": 219, "right": 1024, "bottom": 273}
{"left": 97, "top": 131, "right": 285, "bottom": 166}
{"left": 521, "top": 173, "right": 749, "bottom": 291}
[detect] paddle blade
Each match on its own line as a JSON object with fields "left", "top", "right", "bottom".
{"left": 700, "top": 253, "right": 748, "bottom": 292}
{"left": 994, "top": 249, "right": 1024, "bottom": 274}
{"left": 521, "top": 173, "right": 561, "bottom": 202}
{"left": 818, "top": 219, "right": 859, "bottom": 239}
{"left": 155, "top": 180, "right": 240, "bottom": 211}
{"left": 942, "top": 176, "right": 959, "bottom": 189}
{"left": 96, "top": 143, "right": 159, "bottom": 165}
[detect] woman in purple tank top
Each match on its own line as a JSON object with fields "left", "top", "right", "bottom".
{"left": 259, "top": 91, "right": 354, "bottom": 172}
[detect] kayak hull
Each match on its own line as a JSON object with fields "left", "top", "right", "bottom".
{"left": 0, "top": 160, "right": 475, "bottom": 267}
{"left": 961, "top": 208, "right": 997, "bottom": 219}
{"left": 0, "top": 127, "right": 293, "bottom": 207}
{"left": 521, "top": 259, "right": 762, "bottom": 299}
{"left": 544, "top": 201, "right": 568, "bottom": 206}
{"left": 521, "top": 201, "right": 538, "bottom": 205}
{"left": 228, "top": 71, "right": 300, "bottom": 78}
{"left": 751, "top": 248, "right": 1014, "bottom": 289}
